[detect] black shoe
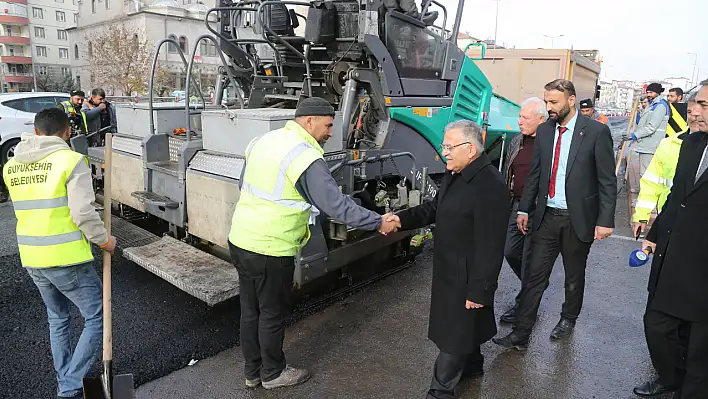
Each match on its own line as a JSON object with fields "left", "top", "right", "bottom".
{"left": 462, "top": 353, "right": 484, "bottom": 379}
{"left": 492, "top": 332, "right": 528, "bottom": 351}
{"left": 0, "top": 191, "right": 7, "bottom": 204}
{"left": 499, "top": 307, "right": 517, "bottom": 324}
{"left": 57, "top": 391, "right": 83, "bottom": 399}
{"left": 550, "top": 318, "right": 575, "bottom": 340}
{"left": 632, "top": 379, "right": 678, "bottom": 397}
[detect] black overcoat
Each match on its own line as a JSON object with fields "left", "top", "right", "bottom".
{"left": 397, "top": 153, "right": 509, "bottom": 354}
{"left": 646, "top": 131, "right": 708, "bottom": 323}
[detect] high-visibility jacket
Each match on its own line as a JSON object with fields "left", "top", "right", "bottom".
{"left": 58, "top": 100, "right": 87, "bottom": 133}
{"left": 632, "top": 132, "right": 687, "bottom": 223}
{"left": 591, "top": 111, "right": 609, "bottom": 125}
{"left": 666, "top": 102, "right": 688, "bottom": 137}
{"left": 3, "top": 150, "right": 94, "bottom": 268}
{"left": 228, "top": 121, "right": 324, "bottom": 257}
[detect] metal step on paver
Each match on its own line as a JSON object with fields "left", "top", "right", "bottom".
{"left": 122, "top": 235, "right": 240, "bottom": 306}
{"left": 94, "top": 208, "right": 239, "bottom": 305}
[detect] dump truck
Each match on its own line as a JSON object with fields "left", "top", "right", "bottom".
{"left": 76, "top": 0, "right": 522, "bottom": 306}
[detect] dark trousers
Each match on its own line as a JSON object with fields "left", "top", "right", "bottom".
{"left": 229, "top": 243, "right": 295, "bottom": 382}
{"left": 427, "top": 347, "right": 483, "bottom": 399}
{"left": 504, "top": 199, "right": 533, "bottom": 308}
{"left": 514, "top": 208, "right": 592, "bottom": 336}
{"left": 645, "top": 307, "right": 708, "bottom": 398}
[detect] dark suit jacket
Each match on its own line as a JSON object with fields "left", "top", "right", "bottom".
{"left": 519, "top": 112, "right": 617, "bottom": 242}
{"left": 646, "top": 131, "right": 708, "bottom": 323}
{"left": 396, "top": 153, "right": 509, "bottom": 354}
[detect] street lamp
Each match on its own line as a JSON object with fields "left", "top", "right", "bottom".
{"left": 543, "top": 34, "right": 564, "bottom": 48}
{"left": 688, "top": 52, "right": 698, "bottom": 88}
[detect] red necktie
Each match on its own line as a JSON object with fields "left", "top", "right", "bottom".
{"left": 548, "top": 126, "right": 568, "bottom": 198}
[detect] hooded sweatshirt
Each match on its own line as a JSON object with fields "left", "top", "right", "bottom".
{"left": 11, "top": 132, "right": 108, "bottom": 246}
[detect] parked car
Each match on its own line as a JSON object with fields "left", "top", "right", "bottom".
{"left": 0, "top": 92, "right": 70, "bottom": 164}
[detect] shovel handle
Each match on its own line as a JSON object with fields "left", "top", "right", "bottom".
{"left": 103, "top": 133, "right": 113, "bottom": 363}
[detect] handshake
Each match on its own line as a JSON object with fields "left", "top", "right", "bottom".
{"left": 378, "top": 213, "right": 401, "bottom": 235}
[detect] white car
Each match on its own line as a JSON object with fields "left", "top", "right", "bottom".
{"left": 0, "top": 92, "right": 70, "bottom": 164}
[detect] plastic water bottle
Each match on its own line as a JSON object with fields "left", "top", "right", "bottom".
{"left": 629, "top": 247, "right": 653, "bottom": 267}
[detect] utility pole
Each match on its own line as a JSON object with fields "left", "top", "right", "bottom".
{"left": 543, "top": 34, "right": 564, "bottom": 49}
{"left": 491, "top": 0, "right": 501, "bottom": 47}
{"left": 688, "top": 52, "right": 698, "bottom": 88}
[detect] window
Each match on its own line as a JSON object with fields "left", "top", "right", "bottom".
{"left": 2, "top": 97, "right": 58, "bottom": 113}
{"left": 57, "top": 30, "right": 67, "bottom": 40}
{"left": 32, "top": 7, "right": 43, "bottom": 19}
{"left": 8, "top": 45, "right": 15, "bottom": 56}
{"left": 200, "top": 41, "right": 207, "bottom": 56}
{"left": 92, "top": 0, "right": 96, "bottom": 13}
{"left": 36, "top": 46, "right": 47, "bottom": 57}
{"left": 105, "top": 0, "right": 110, "bottom": 9}
{"left": 76, "top": 75, "right": 81, "bottom": 88}
{"left": 88, "top": 42, "right": 92, "bottom": 56}
{"left": 74, "top": 44, "right": 79, "bottom": 59}
{"left": 209, "top": 42, "right": 217, "bottom": 57}
{"left": 178, "top": 36, "right": 187, "bottom": 53}
{"left": 34, "top": 27, "right": 45, "bottom": 38}
{"left": 74, "top": 13, "right": 78, "bottom": 23}
{"left": 61, "top": 67, "right": 70, "bottom": 76}
{"left": 37, "top": 66, "right": 48, "bottom": 75}
{"left": 168, "top": 34, "right": 177, "bottom": 53}
{"left": 56, "top": 11, "right": 66, "bottom": 22}
{"left": 59, "top": 48, "right": 68, "bottom": 58}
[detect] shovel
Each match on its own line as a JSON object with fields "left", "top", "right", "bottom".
{"left": 83, "top": 133, "right": 135, "bottom": 399}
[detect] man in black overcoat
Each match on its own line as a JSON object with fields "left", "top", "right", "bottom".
{"left": 632, "top": 81, "right": 708, "bottom": 399}
{"left": 387, "top": 120, "right": 509, "bottom": 399}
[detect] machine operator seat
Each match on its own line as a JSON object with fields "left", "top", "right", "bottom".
{"left": 262, "top": 0, "right": 307, "bottom": 45}
{"left": 383, "top": 0, "right": 438, "bottom": 26}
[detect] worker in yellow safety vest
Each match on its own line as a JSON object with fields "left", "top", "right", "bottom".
{"left": 227, "top": 97, "right": 398, "bottom": 390}
{"left": 57, "top": 90, "right": 88, "bottom": 136}
{"left": 665, "top": 87, "right": 689, "bottom": 137}
{"left": 3, "top": 108, "right": 116, "bottom": 399}
{"left": 632, "top": 91, "right": 699, "bottom": 237}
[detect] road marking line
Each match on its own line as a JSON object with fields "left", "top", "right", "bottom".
{"left": 609, "top": 235, "right": 639, "bottom": 242}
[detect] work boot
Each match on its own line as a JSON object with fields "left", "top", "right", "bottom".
{"left": 245, "top": 377, "right": 261, "bottom": 389}
{"left": 549, "top": 318, "right": 575, "bottom": 340}
{"left": 499, "top": 306, "right": 517, "bottom": 324}
{"left": 492, "top": 332, "right": 528, "bottom": 351}
{"left": 262, "top": 365, "right": 311, "bottom": 390}
{"left": 632, "top": 378, "right": 678, "bottom": 397}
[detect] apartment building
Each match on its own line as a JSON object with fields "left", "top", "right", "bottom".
{"left": 69, "top": 0, "right": 222, "bottom": 95}
{"left": 0, "top": 0, "right": 77, "bottom": 92}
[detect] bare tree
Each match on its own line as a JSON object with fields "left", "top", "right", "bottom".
{"left": 88, "top": 26, "right": 152, "bottom": 95}
{"left": 36, "top": 73, "right": 77, "bottom": 93}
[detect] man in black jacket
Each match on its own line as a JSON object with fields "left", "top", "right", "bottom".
{"left": 632, "top": 80, "right": 708, "bottom": 399}
{"left": 386, "top": 120, "right": 509, "bottom": 398}
{"left": 493, "top": 79, "right": 617, "bottom": 350}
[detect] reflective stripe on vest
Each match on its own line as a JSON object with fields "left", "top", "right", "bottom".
{"left": 666, "top": 102, "right": 688, "bottom": 136}
{"left": 229, "top": 121, "right": 324, "bottom": 257}
{"left": 3, "top": 149, "right": 94, "bottom": 268}
{"left": 60, "top": 101, "right": 87, "bottom": 132}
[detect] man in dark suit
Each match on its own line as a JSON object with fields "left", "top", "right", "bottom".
{"left": 386, "top": 120, "right": 509, "bottom": 398}
{"left": 493, "top": 79, "right": 617, "bottom": 350}
{"left": 632, "top": 81, "right": 708, "bottom": 399}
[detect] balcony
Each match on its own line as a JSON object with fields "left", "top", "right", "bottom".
{"left": 0, "top": 35, "right": 29, "bottom": 45}
{"left": 5, "top": 0, "right": 28, "bottom": 4}
{"left": 3, "top": 73, "right": 32, "bottom": 84}
{"left": 0, "top": 55, "right": 31, "bottom": 64}
{"left": 0, "top": 16, "right": 28, "bottom": 25}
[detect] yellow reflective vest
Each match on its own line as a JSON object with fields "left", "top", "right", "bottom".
{"left": 59, "top": 100, "right": 87, "bottom": 133}
{"left": 666, "top": 102, "right": 688, "bottom": 137}
{"left": 3, "top": 149, "right": 94, "bottom": 268}
{"left": 228, "top": 121, "right": 324, "bottom": 257}
{"left": 633, "top": 132, "right": 687, "bottom": 223}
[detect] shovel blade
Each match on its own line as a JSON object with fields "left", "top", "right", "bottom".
{"left": 83, "top": 374, "right": 135, "bottom": 399}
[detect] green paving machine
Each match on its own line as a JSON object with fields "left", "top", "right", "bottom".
{"left": 86, "top": 0, "right": 521, "bottom": 305}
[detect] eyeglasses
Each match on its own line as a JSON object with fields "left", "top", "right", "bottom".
{"left": 440, "top": 142, "right": 470, "bottom": 152}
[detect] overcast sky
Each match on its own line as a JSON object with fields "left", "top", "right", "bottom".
{"left": 437, "top": 0, "right": 706, "bottom": 85}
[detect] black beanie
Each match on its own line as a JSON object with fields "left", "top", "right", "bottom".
{"left": 295, "top": 97, "right": 335, "bottom": 117}
{"left": 579, "top": 99, "right": 594, "bottom": 109}
{"left": 646, "top": 83, "right": 664, "bottom": 95}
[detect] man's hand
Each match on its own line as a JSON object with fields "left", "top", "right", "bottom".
{"left": 466, "top": 300, "right": 483, "bottom": 309}
{"left": 98, "top": 103, "right": 107, "bottom": 111}
{"left": 594, "top": 226, "right": 613, "bottom": 240}
{"left": 516, "top": 214, "right": 529, "bottom": 235}
{"left": 101, "top": 235, "right": 117, "bottom": 254}
{"left": 642, "top": 239, "right": 656, "bottom": 254}
{"left": 632, "top": 222, "right": 647, "bottom": 238}
{"left": 379, "top": 213, "right": 400, "bottom": 235}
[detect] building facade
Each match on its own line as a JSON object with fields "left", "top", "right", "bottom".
{"left": 0, "top": 0, "right": 33, "bottom": 91}
{"left": 69, "top": 0, "right": 222, "bottom": 96}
